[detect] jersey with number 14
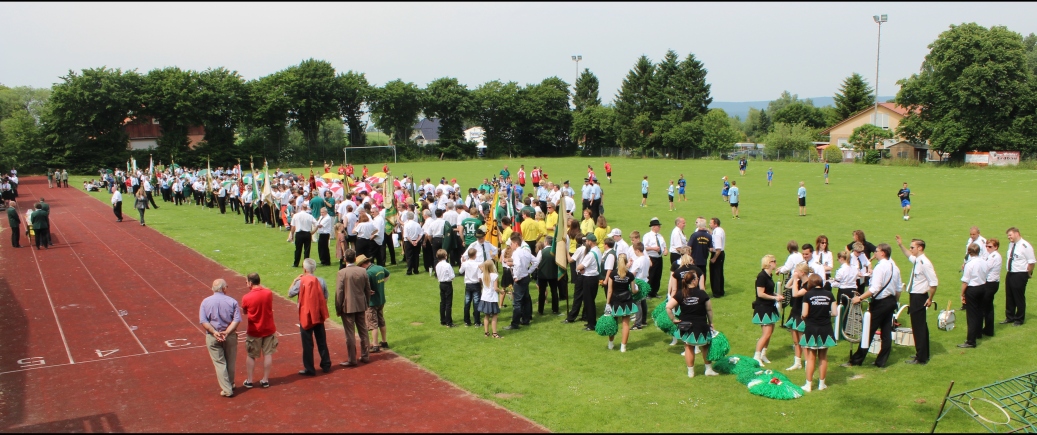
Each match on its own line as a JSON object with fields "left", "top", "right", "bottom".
{"left": 461, "top": 217, "right": 484, "bottom": 246}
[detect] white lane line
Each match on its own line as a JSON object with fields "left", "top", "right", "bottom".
{"left": 27, "top": 235, "right": 75, "bottom": 365}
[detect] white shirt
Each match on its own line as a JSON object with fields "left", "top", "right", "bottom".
{"left": 459, "top": 260, "right": 482, "bottom": 284}
{"left": 317, "top": 215, "right": 334, "bottom": 235}
{"left": 428, "top": 218, "right": 445, "bottom": 237}
{"left": 548, "top": 189, "right": 561, "bottom": 206}
{"left": 631, "top": 253, "right": 651, "bottom": 280}
{"left": 345, "top": 211, "right": 358, "bottom": 236}
{"left": 111, "top": 190, "right": 122, "bottom": 205}
{"left": 372, "top": 211, "right": 386, "bottom": 243}
{"left": 436, "top": 260, "right": 456, "bottom": 282}
{"left": 563, "top": 196, "right": 576, "bottom": 214}
{"left": 442, "top": 209, "right": 459, "bottom": 227}
{"left": 831, "top": 263, "right": 858, "bottom": 289}
{"left": 403, "top": 220, "right": 423, "bottom": 243}
{"left": 777, "top": 252, "right": 804, "bottom": 275}
{"left": 463, "top": 240, "right": 499, "bottom": 263}
{"left": 337, "top": 199, "right": 357, "bottom": 217}
{"left": 613, "top": 239, "right": 632, "bottom": 262}
{"left": 356, "top": 221, "right": 377, "bottom": 239}
{"left": 966, "top": 236, "right": 988, "bottom": 261}
{"left": 985, "top": 251, "right": 1002, "bottom": 282}
{"left": 869, "top": 258, "right": 902, "bottom": 299}
{"left": 241, "top": 189, "right": 253, "bottom": 203}
{"left": 669, "top": 227, "right": 687, "bottom": 254}
{"left": 1006, "top": 238, "right": 1036, "bottom": 273}
{"left": 511, "top": 245, "right": 539, "bottom": 281}
{"left": 579, "top": 246, "right": 602, "bottom": 276}
{"left": 961, "top": 256, "right": 988, "bottom": 287}
{"left": 290, "top": 212, "right": 317, "bottom": 233}
{"left": 905, "top": 253, "right": 939, "bottom": 294}
{"left": 479, "top": 272, "right": 500, "bottom": 302}
{"left": 712, "top": 227, "right": 726, "bottom": 252}
{"left": 812, "top": 249, "right": 832, "bottom": 273}
{"left": 644, "top": 230, "right": 666, "bottom": 258}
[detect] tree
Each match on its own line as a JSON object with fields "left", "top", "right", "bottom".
{"left": 336, "top": 70, "right": 372, "bottom": 147}
{"left": 571, "top": 105, "right": 616, "bottom": 154}
{"left": 766, "top": 91, "right": 802, "bottom": 115}
{"left": 195, "top": 67, "right": 248, "bottom": 166}
{"left": 424, "top": 77, "right": 475, "bottom": 159}
{"left": 833, "top": 73, "right": 875, "bottom": 120}
{"left": 772, "top": 100, "right": 826, "bottom": 129}
{"left": 896, "top": 23, "right": 1032, "bottom": 158}
{"left": 0, "top": 109, "right": 46, "bottom": 171}
{"left": 141, "top": 67, "right": 200, "bottom": 157}
{"left": 1024, "top": 33, "right": 1037, "bottom": 77}
{"left": 43, "top": 67, "right": 142, "bottom": 171}
{"left": 515, "top": 77, "right": 573, "bottom": 156}
{"left": 672, "top": 53, "right": 713, "bottom": 121}
{"left": 614, "top": 55, "right": 655, "bottom": 151}
{"left": 472, "top": 80, "right": 521, "bottom": 157}
{"left": 743, "top": 108, "right": 770, "bottom": 142}
{"left": 572, "top": 68, "right": 601, "bottom": 112}
{"left": 849, "top": 124, "right": 894, "bottom": 152}
{"left": 283, "top": 59, "right": 340, "bottom": 162}
{"left": 246, "top": 72, "right": 292, "bottom": 161}
{"left": 761, "top": 122, "right": 816, "bottom": 156}
{"left": 698, "top": 108, "right": 740, "bottom": 155}
{"left": 369, "top": 79, "right": 424, "bottom": 147}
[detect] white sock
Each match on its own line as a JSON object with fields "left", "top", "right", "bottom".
{"left": 620, "top": 344, "right": 627, "bottom": 352}
{"left": 680, "top": 350, "right": 686, "bottom": 356}
{"left": 761, "top": 348, "right": 771, "bottom": 363}
{"left": 608, "top": 340, "right": 614, "bottom": 350}
{"left": 802, "top": 381, "right": 812, "bottom": 392}
{"left": 670, "top": 337, "right": 679, "bottom": 346}
{"left": 705, "top": 364, "right": 718, "bottom": 375}
{"left": 687, "top": 367, "right": 694, "bottom": 378}
{"left": 818, "top": 379, "right": 827, "bottom": 390}
{"left": 753, "top": 351, "right": 765, "bottom": 366}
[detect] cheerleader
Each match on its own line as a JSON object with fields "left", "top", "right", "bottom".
{"left": 666, "top": 269, "right": 717, "bottom": 377}
{"left": 477, "top": 260, "right": 502, "bottom": 338}
{"left": 667, "top": 249, "right": 702, "bottom": 347}
{"left": 752, "top": 254, "right": 783, "bottom": 366}
{"left": 800, "top": 273, "right": 837, "bottom": 392}
{"left": 606, "top": 254, "right": 638, "bottom": 352}
{"left": 784, "top": 263, "right": 810, "bottom": 370}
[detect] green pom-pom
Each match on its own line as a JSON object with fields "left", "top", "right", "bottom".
{"left": 748, "top": 376, "right": 805, "bottom": 400}
{"left": 713, "top": 354, "right": 760, "bottom": 375}
{"left": 651, "top": 300, "right": 668, "bottom": 318}
{"left": 737, "top": 368, "right": 789, "bottom": 386}
{"left": 595, "top": 315, "right": 618, "bottom": 337}
{"left": 653, "top": 307, "right": 676, "bottom": 335}
{"left": 708, "top": 330, "right": 731, "bottom": 361}
{"left": 631, "top": 278, "right": 650, "bottom": 302}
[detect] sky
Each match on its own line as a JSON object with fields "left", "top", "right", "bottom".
{"left": 2, "top": 2, "right": 1035, "bottom": 103}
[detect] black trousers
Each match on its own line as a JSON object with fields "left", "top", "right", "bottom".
{"left": 850, "top": 296, "right": 896, "bottom": 367}
{"left": 317, "top": 233, "right": 331, "bottom": 265}
{"left": 511, "top": 277, "right": 532, "bottom": 327}
{"left": 439, "top": 281, "right": 454, "bottom": 325}
{"left": 174, "top": 191, "right": 184, "bottom": 205}
{"left": 10, "top": 222, "right": 19, "bottom": 247}
{"left": 430, "top": 237, "right": 443, "bottom": 263}
{"left": 710, "top": 251, "right": 726, "bottom": 297}
{"left": 405, "top": 240, "right": 420, "bottom": 273}
{"left": 161, "top": 187, "right": 171, "bottom": 202}
{"left": 566, "top": 273, "right": 585, "bottom": 322}
{"left": 383, "top": 231, "right": 396, "bottom": 265}
{"left": 356, "top": 238, "right": 377, "bottom": 265}
{"left": 243, "top": 203, "right": 254, "bottom": 224}
{"left": 217, "top": 196, "right": 227, "bottom": 214}
{"left": 537, "top": 276, "right": 560, "bottom": 314}
{"left": 648, "top": 256, "right": 663, "bottom": 297}
{"left": 113, "top": 201, "right": 122, "bottom": 221}
{"left": 293, "top": 231, "right": 312, "bottom": 267}
{"left": 230, "top": 197, "right": 240, "bottom": 214}
{"left": 259, "top": 203, "right": 270, "bottom": 225}
{"left": 982, "top": 281, "right": 999, "bottom": 336}
{"left": 581, "top": 274, "right": 600, "bottom": 327}
{"left": 964, "top": 285, "right": 985, "bottom": 345}
{"left": 1005, "top": 272, "right": 1028, "bottom": 324}
{"left": 908, "top": 293, "right": 931, "bottom": 362}
{"left": 146, "top": 190, "right": 158, "bottom": 209}
{"left": 422, "top": 239, "right": 434, "bottom": 272}
{"left": 35, "top": 228, "right": 48, "bottom": 249}
{"left": 299, "top": 324, "right": 331, "bottom": 374}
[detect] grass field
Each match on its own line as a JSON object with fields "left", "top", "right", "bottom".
{"left": 75, "top": 158, "right": 1037, "bottom": 432}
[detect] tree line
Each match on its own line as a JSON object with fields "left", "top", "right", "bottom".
{"left": 1, "top": 22, "right": 1035, "bottom": 172}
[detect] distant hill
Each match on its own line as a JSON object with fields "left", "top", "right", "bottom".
{"left": 710, "top": 96, "right": 895, "bottom": 120}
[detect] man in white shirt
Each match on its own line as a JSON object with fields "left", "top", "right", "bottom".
{"left": 982, "top": 238, "right": 1003, "bottom": 337}
{"left": 230, "top": 182, "right": 240, "bottom": 215}
{"left": 643, "top": 218, "right": 666, "bottom": 298}
{"left": 610, "top": 228, "right": 632, "bottom": 263}
{"left": 289, "top": 204, "right": 317, "bottom": 268}
{"left": 505, "top": 233, "right": 539, "bottom": 330}
{"left": 564, "top": 234, "right": 589, "bottom": 325}
{"left": 895, "top": 235, "right": 938, "bottom": 364}
{"left": 143, "top": 177, "right": 158, "bottom": 209}
{"left": 574, "top": 233, "right": 602, "bottom": 331}
{"left": 241, "top": 185, "right": 254, "bottom": 224}
{"left": 963, "top": 226, "right": 988, "bottom": 270}
{"left": 111, "top": 189, "right": 123, "bottom": 222}
{"left": 709, "top": 217, "right": 727, "bottom": 298}
{"left": 459, "top": 248, "right": 484, "bottom": 326}
{"left": 669, "top": 217, "right": 688, "bottom": 266}
{"left": 316, "top": 208, "right": 335, "bottom": 266}
{"left": 462, "top": 228, "right": 498, "bottom": 264}
{"left": 372, "top": 209, "right": 387, "bottom": 266}
{"left": 1003, "top": 227, "right": 1036, "bottom": 326}
{"left": 960, "top": 243, "right": 989, "bottom": 348}
{"left": 849, "top": 243, "right": 902, "bottom": 367}
{"left": 402, "top": 211, "right": 424, "bottom": 275}
{"left": 216, "top": 182, "right": 228, "bottom": 214}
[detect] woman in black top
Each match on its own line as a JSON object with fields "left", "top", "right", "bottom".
{"left": 800, "top": 273, "right": 837, "bottom": 392}
{"left": 667, "top": 248, "right": 702, "bottom": 347}
{"left": 784, "top": 263, "right": 809, "bottom": 371}
{"left": 666, "top": 269, "right": 717, "bottom": 378}
{"left": 606, "top": 254, "right": 639, "bottom": 352}
{"left": 753, "top": 255, "right": 783, "bottom": 366}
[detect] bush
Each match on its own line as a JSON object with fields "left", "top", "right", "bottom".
{"left": 822, "top": 145, "right": 842, "bottom": 163}
{"left": 863, "top": 150, "right": 882, "bottom": 164}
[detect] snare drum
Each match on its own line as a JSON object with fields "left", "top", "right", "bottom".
{"left": 893, "top": 327, "right": 915, "bottom": 346}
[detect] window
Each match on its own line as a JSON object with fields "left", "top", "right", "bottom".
{"left": 837, "top": 138, "right": 849, "bottom": 148}
{"left": 897, "top": 150, "right": 908, "bottom": 159}
{"left": 870, "top": 113, "right": 890, "bottom": 129}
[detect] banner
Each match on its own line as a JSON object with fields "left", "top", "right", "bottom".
{"left": 989, "top": 151, "right": 1020, "bottom": 166}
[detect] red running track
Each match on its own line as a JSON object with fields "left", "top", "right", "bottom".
{"left": 0, "top": 177, "right": 546, "bottom": 433}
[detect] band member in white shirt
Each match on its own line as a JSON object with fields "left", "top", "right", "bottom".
{"left": 959, "top": 244, "right": 989, "bottom": 348}
{"left": 848, "top": 243, "right": 902, "bottom": 367}
{"left": 288, "top": 204, "right": 317, "bottom": 268}
{"left": 709, "top": 218, "right": 726, "bottom": 298}
{"left": 644, "top": 218, "right": 666, "bottom": 298}
{"left": 981, "top": 238, "right": 1002, "bottom": 337}
{"left": 669, "top": 217, "right": 688, "bottom": 265}
{"left": 1003, "top": 227, "right": 1036, "bottom": 326}
{"left": 895, "top": 235, "right": 938, "bottom": 364}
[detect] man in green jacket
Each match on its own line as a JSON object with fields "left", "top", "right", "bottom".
{"left": 30, "top": 203, "right": 50, "bottom": 249}
{"left": 7, "top": 199, "right": 22, "bottom": 248}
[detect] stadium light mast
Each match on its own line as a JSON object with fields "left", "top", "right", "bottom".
{"left": 872, "top": 14, "right": 887, "bottom": 149}
{"left": 571, "top": 55, "right": 582, "bottom": 91}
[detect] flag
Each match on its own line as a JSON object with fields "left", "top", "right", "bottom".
{"left": 149, "top": 155, "right": 156, "bottom": 184}
{"left": 261, "top": 159, "right": 273, "bottom": 205}
{"left": 206, "top": 157, "right": 213, "bottom": 192}
{"left": 249, "top": 157, "right": 258, "bottom": 196}
{"left": 131, "top": 157, "right": 137, "bottom": 173}
{"left": 126, "top": 159, "right": 130, "bottom": 174}
{"left": 383, "top": 176, "right": 397, "bottom": 234}
{"left": 553, "top": 191, "right": 570, "bottom": 279}
{"left": 486, "top": 184, "right": 501, "bottom": 249}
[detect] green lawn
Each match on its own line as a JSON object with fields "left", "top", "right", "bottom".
{"left": 77, "top": 158, "right": 1037, "bottom": 433}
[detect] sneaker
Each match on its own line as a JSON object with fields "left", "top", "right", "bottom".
{"left": 705, "top": 369, "right": 719, "bottom": 376}
{"left": 787, "top": 362, "right": 802, "bottom": 370}
{"left": 608, "top": 341, "right": 614, "bottom": 350}
{"left": 243, "top": 381, "right": 254, "bottom": 389}
{"left": 802, "top": 382, "right": 812, "bottom": 392}
{"left": 260, "top": 380, "right": 270, "bottom": 388}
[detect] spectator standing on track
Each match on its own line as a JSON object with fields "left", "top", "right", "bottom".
{"left": 289, "top": 258, "right": 331, "bottom": 376}
{"left": 240, "top": 273, "right": 277, "bottom": 389}
{"left": 361, "top": 255, "right": 390, "bottom": 352}
{"left": 61, "top": 169, "right": 69, "bottom": 188}
{"left": 199, "top": 279, "right": 241, "bottom": 397}
{"left": 134, "top": 189, "right": 147, "bottom": 226}
{"left": 30, "top": 203, "right": 50, "bottom": 249}
{"left": 111, "top": 188, "right": 123, "bottom": 222}
{"left": 336, "top": 250, "right": 374, "bottom": 367}
{"left": 46, "top": 168, "right": 54, "bottom": 188}
{"left": 7, "top": 200, "right": 22, "bottom": 248}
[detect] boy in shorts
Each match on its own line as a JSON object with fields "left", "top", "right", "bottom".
{"left": 362, "top": 254, "right": 391, "bottom": 350}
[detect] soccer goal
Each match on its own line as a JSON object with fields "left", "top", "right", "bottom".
{"left": 343, "top": 145, "right": 397, "bottom": 165}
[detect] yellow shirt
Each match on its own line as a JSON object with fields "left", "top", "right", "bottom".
{"left": 545, "top": 211, "right": 558, "bottom": 232}
{"left": 501, "top": 227, "right": 514, "bottom": 246}
{"left": 569, "top": 236, "right": 578, "bottom": 254}
{"left": 594, "top": 226, "right": 611, "bottom": 251}
{"left": 521, "top": 218, "right": 542, "bottom": 242}
{"left": 537, "top": 220, "right": 547, "bottom": 242}
{"left": 580, "top": 218, "right": 595, "bottom": 236}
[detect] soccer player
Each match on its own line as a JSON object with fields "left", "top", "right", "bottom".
{"left": 640, "top": 176, "right": 649, "bottom": 207}
{"left": 766, "top": 168, "right": 773, "bottom": 186}
{"left": 824, "top": 162, "right": 830, "bottom": 185}
{"left": 604, "top": 161, "right": 612, "bottom": 184}
{"left": 667, "top": 180, "right": 675, "bottom": 211}
{"left": 898, "top": 182, "right": 911, "bottom": 220}
{"left": 797, "top": 181, "right": 807, "bottom": 216}
{"left": 721, "top": 177, "right": 730, "bottom": 202}
{"left": 678, "top": 174, "right": 687, "bottom": 201}
{"left": 728, "top": 181, "right": 740, "bottom": 219}
{"left": 739, "top": 157, "right": 747, "bottom": 176}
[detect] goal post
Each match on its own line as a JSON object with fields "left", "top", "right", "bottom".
{"left": 343, "top": 145, "right": 397, "bottom": 166}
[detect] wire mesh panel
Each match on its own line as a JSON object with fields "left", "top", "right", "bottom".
{"left": 937, "top": 372, "right": 1037, "bottom": 433}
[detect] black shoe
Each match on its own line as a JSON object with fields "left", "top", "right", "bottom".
{"left": 999, "top": 319, "right": 1013, "bottom": 324}
{"left": 243, "top": 381, "right": 254, "bottom": 388}
{"left": 504, "top": 325, "right": 520, "bottom": 330}
{"left": 407, "top": 271, "right": 413, "bottom": 275}
{"left": 520, "top": 322, "right": 530, "bottom": 326}
{"left": 562, "top": 319, "right": 575, "bottom": 324}
{"left": 446, "top": 323, "right": 455, "bottom": 328}
{"left": 957, "top": 343, "right": 976, "bottom": 348}
{"left": 474, "top": 323, "right": 482, "bottom": 327}
{"left": 465, "top": 322, "right": 472, "bottom": 327}
{"left": 380, "top": 341, "right": 389, "bottom": 349}
{"left": 298, "top": 370, "right": 316, "bottom": 376}
{"left": 904, "top": 357, "right": 926, "bottom": 365}
{"left": 1013, "top": 322, "right": 1023, "bottom": 327}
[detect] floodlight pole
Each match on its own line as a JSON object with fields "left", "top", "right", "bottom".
{"left": 571, "top": 55, "right": 582, "bottom": 92}
{"left": 872, "top": 14, "right": 887, "bottom": 149}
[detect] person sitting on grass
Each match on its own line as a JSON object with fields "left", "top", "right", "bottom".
{"left": 478, "top": 259, "right": 502, "bottom": 338}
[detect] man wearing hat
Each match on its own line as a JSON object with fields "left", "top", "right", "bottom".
{"left": 575, "top": 233, "right": 603, "bottom": 330}
{"left": 643, "top": 218, "right": 666, "bottom": 298}
{"left": 611, "top": 228, "right": 632, "bottom": 261}
{"left": 581, "top": 178, "right": 593, "bottom": 219}
{"left": 462, "top": 226, "right": 498, "bottom": 264}
{"left": 360, "top": 253, "right": 391, "bottom": 353}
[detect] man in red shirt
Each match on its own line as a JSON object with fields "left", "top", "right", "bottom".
{"left": 604, "top": 161, "right": 612, "bottom": 184}
{"left": 346, "top": 163, "right": 354, "bottom": 179}
{"left": 382, "top": 163, "right": 389, "bottom": 173}
{"left": 338, "top": 164, "right": 345, "bottom": 175}
{"left": 362, "top": 165, "right": 369, "bottom": 178}
{"left": 517, "top": 165, "right": 526, "bottom": 187}
{"left": 240, "top": 273, "right": 277, "bottom": 388}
